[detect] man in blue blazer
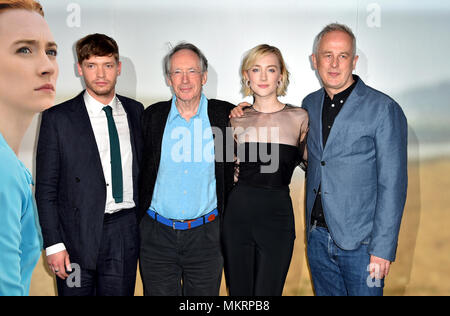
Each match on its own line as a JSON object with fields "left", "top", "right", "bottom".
{"left": 35, "top": 34, "right": 143, "bottom": 296}
{"left": 302, "top": 23, "right": 408, "bottom": 296}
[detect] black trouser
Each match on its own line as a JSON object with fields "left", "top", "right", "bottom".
{"left": 222, "top": 184, "right": 295, "bottom": 296}
{"left": 139, "top": 214, "right": 223, "bottom": 296}
{"left": 56, "top": 209, "right": 139, "bottom": 296}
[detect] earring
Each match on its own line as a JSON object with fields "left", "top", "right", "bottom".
{"left": 246, "top": 80, "right": 250, "bottom": 87}
{"left": 277, "top": 80, "right": 282, "bottom": 87}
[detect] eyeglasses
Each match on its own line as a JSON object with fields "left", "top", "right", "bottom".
{"left": 169, "top": 69, "right": 202, "bottom": 79}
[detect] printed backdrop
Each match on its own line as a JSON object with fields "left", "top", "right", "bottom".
{"left": 24, "top": 0, "right": 450, "bottom": 295}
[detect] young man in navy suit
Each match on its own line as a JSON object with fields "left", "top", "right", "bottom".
{"left": 36, "top": 34, "right": 143, "bottom": 296}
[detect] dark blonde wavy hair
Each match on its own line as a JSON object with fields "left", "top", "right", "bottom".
{"left": 241, "top": 44, "right": 290, "bottom": 97}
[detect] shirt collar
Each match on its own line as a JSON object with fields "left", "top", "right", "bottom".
{"left": 83, "top": 90, "right": 118, "bottom": 116}
{"left": 168, "top": 93, "right": 207, "bottom": 123}
{"left": 324, "top": 74, "right": 359, "bottom": 102}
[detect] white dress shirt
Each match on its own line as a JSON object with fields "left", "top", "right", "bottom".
{"left": 46, "top": 91, "right": 135, "bottom": 256}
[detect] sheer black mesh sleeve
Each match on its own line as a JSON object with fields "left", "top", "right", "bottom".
{"left": 230, "top": 104, "right": 308, "bottom": 188}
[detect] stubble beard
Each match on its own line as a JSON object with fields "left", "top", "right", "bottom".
{"left": 85, "top": 80, "right": 116, "bottom": 98}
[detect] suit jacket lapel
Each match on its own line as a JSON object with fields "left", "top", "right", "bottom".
{"left": 207, "top": 98, "right": 230, "bottom": 163}
{"left": 207, "top": 99, "right": 220, "bottom": 130}
{"left": 206, "top": 99, "right": 228, "bottom": 215}
{"left": 68, "top": 91, "right": 106, "bottom": 183}
{"left": 152, "top": 101, "right": 171, "bottom": 172}
{"left": 119, "top": 96, "right": 138, "bottom": 163}
{"left": 323, "top": 80, "right": 365, "bottom": 155}
{"left": 318, "top": 92, "right": 325, "bottom": 153}
{"left": 308, "top": 91, "right": 326, "bottom": 155}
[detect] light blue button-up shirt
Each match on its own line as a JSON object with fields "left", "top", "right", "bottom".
{"left": 0, "top": 133, "right": 42, "bottom": 296}
{"left": 150, "top": 94, "right": 217, "bottom": 220}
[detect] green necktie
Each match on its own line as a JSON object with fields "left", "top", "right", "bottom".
{"left": 103, "top": 105, "right": 123, "bottom": 203}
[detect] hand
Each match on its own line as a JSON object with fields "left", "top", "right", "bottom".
{"left": 369, "top": 255, "right": 391, "bottom": 280}
{"left": 229, "top": 102, "right": 251, "bottom": 118}
{"left": 47, "top": 250, "right": 72, "bottom": 280}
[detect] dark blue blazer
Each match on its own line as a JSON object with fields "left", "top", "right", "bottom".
{"left": 302, "top": 77, "right": 408, "bottom": 262}
{"left": 35, "top": 91, "right": 143, "bottom": 270}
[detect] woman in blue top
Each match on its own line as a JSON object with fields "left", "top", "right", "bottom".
{"left": 0, "top": 0, "right": 58, "bottom": 296}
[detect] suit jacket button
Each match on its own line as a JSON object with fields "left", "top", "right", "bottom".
{"left": 321, "top": 161, "right": 326, "bottom": 166}
{"left": 75, "top": 177, "right": 80, "bottom": 183}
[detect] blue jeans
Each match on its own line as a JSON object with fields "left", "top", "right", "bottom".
{"left": 307, "top": 225, "right": 384, "bottom": 296}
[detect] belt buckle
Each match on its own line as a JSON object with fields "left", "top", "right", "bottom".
{"left": 173, "top": 219, "right": 183, "bottom": 230}
{"left": 173, "top": 219, "right": 187, "bottom": 230}
{"left": 170, "top": 211, "right": 216, "bottom": 230}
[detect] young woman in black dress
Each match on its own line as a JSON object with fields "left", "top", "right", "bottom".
{"left": 223, "top": 44, "right": 308, "bottom": 296}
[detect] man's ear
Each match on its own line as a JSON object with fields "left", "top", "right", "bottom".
{"left": 311, "top": 54, "right": 318, "bottom": 70}
{"left": 117, "top": 61, "right": 122, "bottom": 76}
{"left": 76, "top": 63, "right": 83, "bottom": 77}
{"left": 166, "top": 75, "right": 173, "bottom": 88}
{"left": 201, "top": 71, "right": 208, "bottom": 86}
{"left": 352, "top": 55, "right": 359, "bottom": 71}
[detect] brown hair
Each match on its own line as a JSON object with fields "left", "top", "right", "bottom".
{"left": 0, "top": 0, "right": 44, "bottom": 16}
{"left": 76, "top": 33, "right": 120, "bottom": 64}
{"left": 241, "top": 44, "right": 290, "bottom": 97}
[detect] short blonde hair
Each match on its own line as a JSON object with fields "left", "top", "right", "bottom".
{"left": 241, "top": 44, "right": 290, "bottom": 97}
{"left": 0, "top": 0, "right": 44, "bottom": 17}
